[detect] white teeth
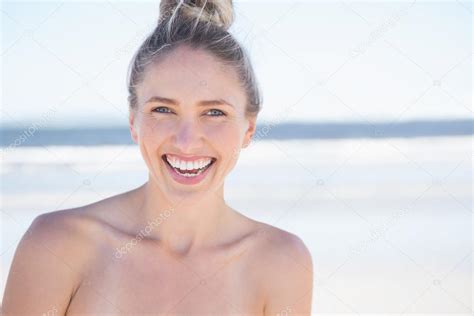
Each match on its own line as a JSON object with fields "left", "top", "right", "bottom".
{"left": 165, "top": 155, "right": 212, "bottom": 171}
{"left": 186, "top": 161, "right": 193, "bottom": 170}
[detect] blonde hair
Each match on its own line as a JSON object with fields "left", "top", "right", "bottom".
{"left": 127, "top": 0, "right": 262, "bottom": 117}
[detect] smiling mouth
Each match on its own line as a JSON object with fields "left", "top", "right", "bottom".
{"left": 161, "top": 155, "right": 217, "bottom": 177}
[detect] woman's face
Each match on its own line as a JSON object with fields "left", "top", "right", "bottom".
{"left": 129, "top": 45, "right": 256, "bottom": 198}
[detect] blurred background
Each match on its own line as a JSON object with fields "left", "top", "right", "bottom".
{"left": 1, "top": 0, "right": 472, "bottom": 314}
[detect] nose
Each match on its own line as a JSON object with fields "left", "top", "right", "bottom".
{"left": 172, "top": 119, "right": 204, "bottom": 153}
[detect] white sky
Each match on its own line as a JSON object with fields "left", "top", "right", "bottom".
{"left": 1, "top": 0, "right": 472, "bottom": 128}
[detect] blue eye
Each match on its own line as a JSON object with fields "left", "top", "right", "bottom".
{"left": 207, "top": 109, "right": 225, "bottom": 117}
{"left": 152, "top": 106, "right": 172, "bottom": 114}
{"left": 152, "top": 107, "right": 225, "bottom": 117}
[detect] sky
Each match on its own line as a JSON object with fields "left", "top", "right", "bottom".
{"left": 1, "top": 0, "right": 472, "bottom": 128}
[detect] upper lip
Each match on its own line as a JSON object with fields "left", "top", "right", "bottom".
{"left": 163, "top": 153, "right": 216, "bottom": 162}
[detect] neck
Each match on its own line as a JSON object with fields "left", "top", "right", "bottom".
{"left": 133, "top": 176, "right": 231, "bottom": 256}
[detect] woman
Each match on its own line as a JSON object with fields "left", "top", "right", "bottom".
{"left": 2, "top": 0, "right": 313, "bottom": 314}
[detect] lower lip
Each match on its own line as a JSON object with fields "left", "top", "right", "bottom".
{"left": 162, "top": 157, "right": 215, "bottom": 185}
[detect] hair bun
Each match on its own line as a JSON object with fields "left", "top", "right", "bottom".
{"left": 159, "top": 0, "right": 234, "bottom": 31}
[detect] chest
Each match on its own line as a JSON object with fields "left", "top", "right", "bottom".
{"left": 66, "top": 241, "right": 264, "bottom": 314}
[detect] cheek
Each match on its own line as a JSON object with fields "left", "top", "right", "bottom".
{"left": 202, "top": 122, "right": 245, "bottom": 172}
{"left": 139, "top": 116, "right": 174, "bottom": 146}
{"left": 202, "top": 121, "right": 243, "bottom": 151}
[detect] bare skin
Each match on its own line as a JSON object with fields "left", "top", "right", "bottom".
{"left": 2, "top": 45, "right": 313, "bottom": 315}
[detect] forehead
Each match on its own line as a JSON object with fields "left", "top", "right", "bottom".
{"left": 137, "top": 45, "right": 246, "bottom": 108}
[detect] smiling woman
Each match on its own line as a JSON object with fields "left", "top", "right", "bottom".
{"left": 2, "top": 0, "right": 313, "bottom": 315}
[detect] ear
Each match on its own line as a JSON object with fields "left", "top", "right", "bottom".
{"left": 242, "top": 116, "right": 257, "bottom": 149}
{"left": 129, "top": 110, "right": 138, "bottom": 144}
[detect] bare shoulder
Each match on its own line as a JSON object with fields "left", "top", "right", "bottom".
{"left": 29, "top": 205, "right": 105, "bottom": 247}
{"left": 39, "top": 184, "right": 141, "bottom": 234}
{"left": 229, "top": 211, "right": 313, "bottom": 267}
{"left": 250, "top": 222, "right": 313, "bottom": 271}
{"left": 2, "top": 187, "right": 140, "bottom": 314}
{"left": 28, "top": 193, "right": 119, "bottom": 246}
{"left": 248, "top": 222, "right": 314, "bottom": 315}
{"left": 15, "top": 204, "right": 108, "bottom": 275}
{"left": 1, "top": 206, "right": 101, "bottom": 314}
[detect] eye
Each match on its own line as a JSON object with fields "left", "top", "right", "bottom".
{"left": 206, "top": 109, "right": 225, "bottom": 117}
{"left": 152, "top": 106, "right": 173, "bottom": 114}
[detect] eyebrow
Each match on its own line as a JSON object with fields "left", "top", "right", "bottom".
{"left": 145, "top": 96, "right": 234, "bottom": 108}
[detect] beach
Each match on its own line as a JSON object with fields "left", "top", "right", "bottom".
{"left": 1, "top": 136, "right": 471, "bottom": 314}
